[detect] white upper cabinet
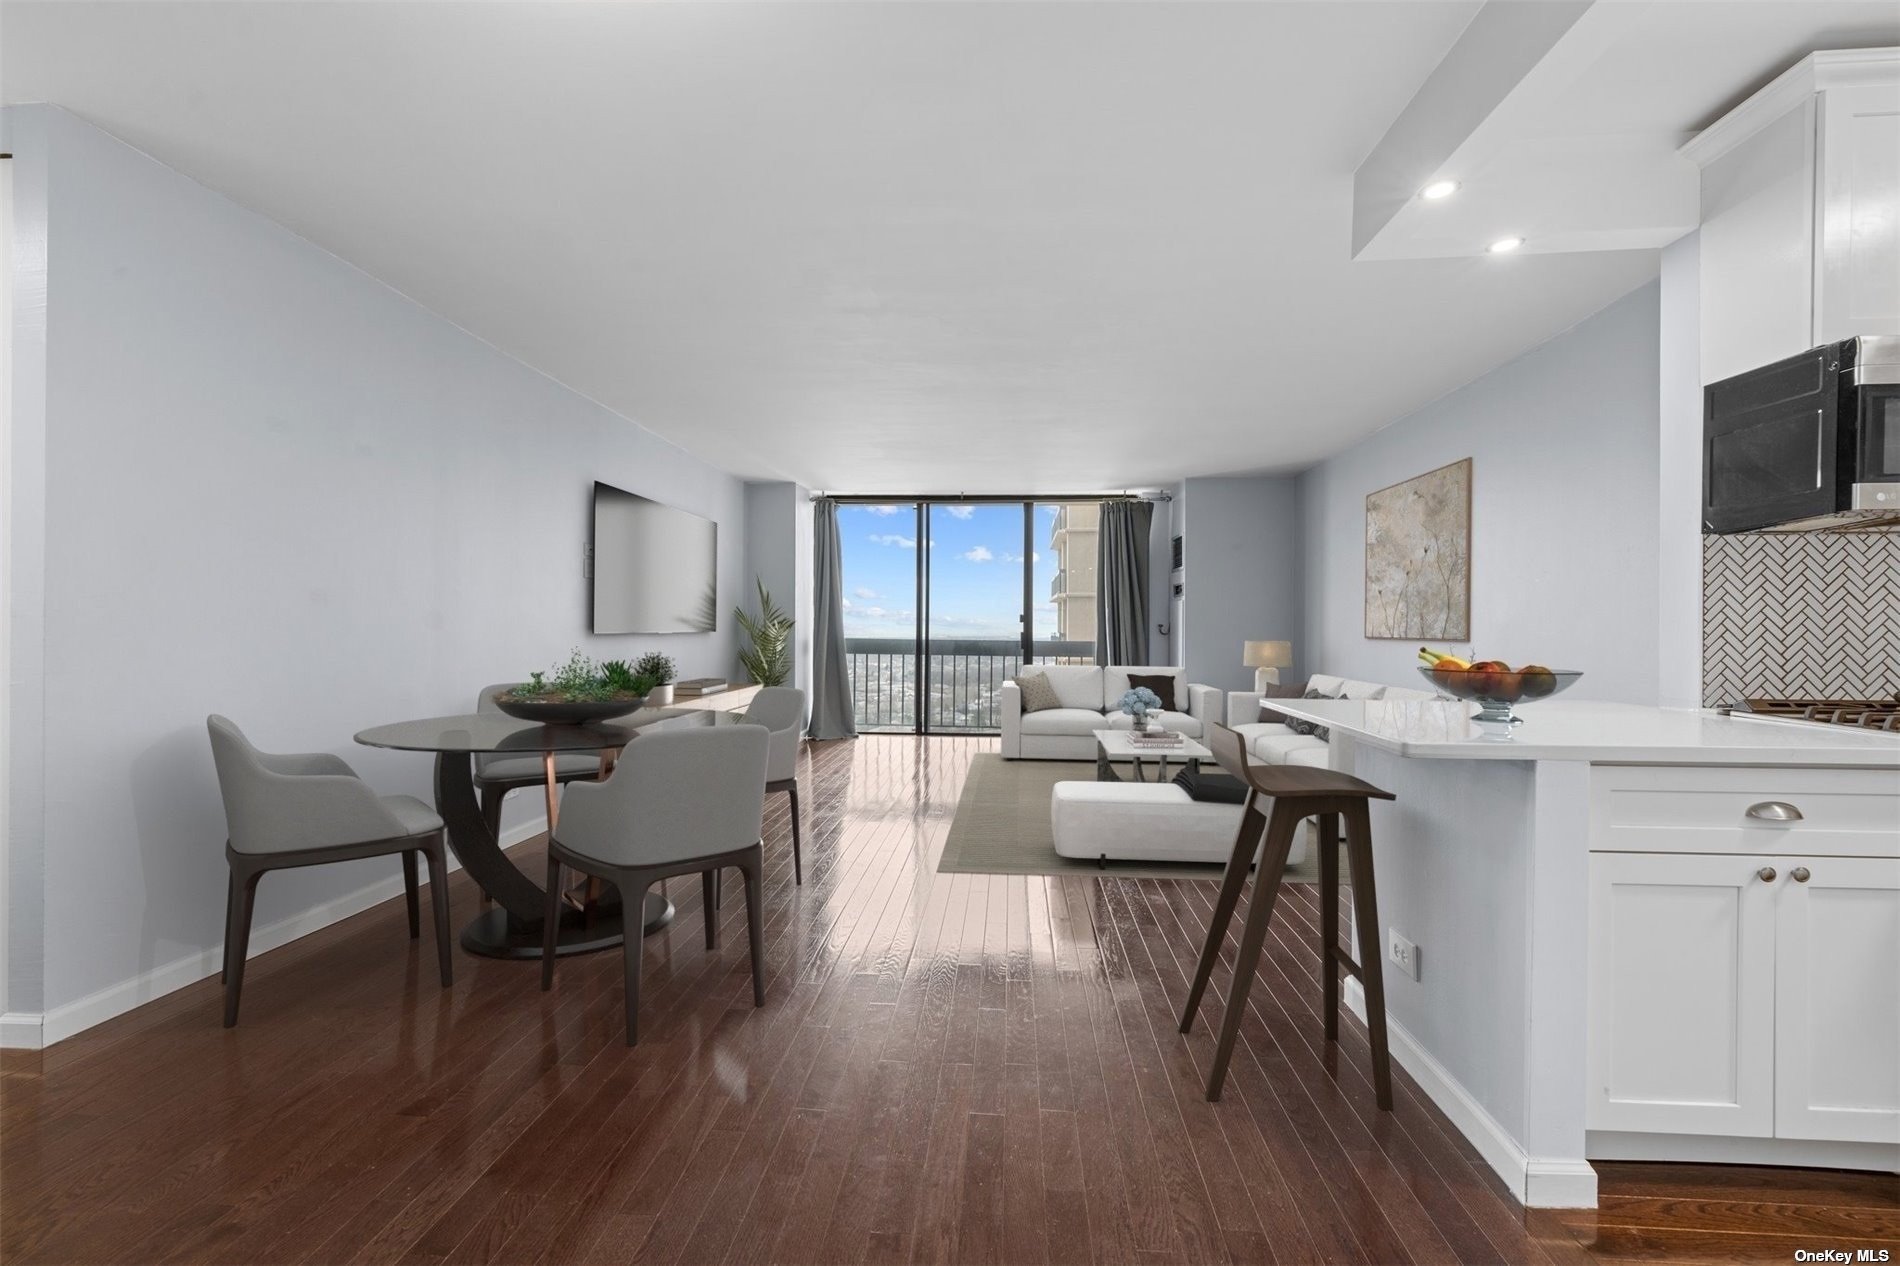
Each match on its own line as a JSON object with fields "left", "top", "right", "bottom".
{"left": 1817, "top": 80, "right": 1900, "bottom": 344}
{"left": 1686, "top": 50, "right": 1900, "bottom": 385}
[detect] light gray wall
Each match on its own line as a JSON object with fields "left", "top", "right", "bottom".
{"left": 13, "top": 106, "right": 750, "bottom": 1028}
{"left": 741, "top": 480, "right": 814, "bottom": 704}
{"left": 1177, "top": 475, "right": 1304, "bottom": 693}
{"left": 1299, "top": 282, "right": 1661, "bottom": 699}
{"left": 4, "top": 108, "right": 50, "bottom": 1024}
{"left": 1657, "top": 233, "right": 1702, "bottom": 707}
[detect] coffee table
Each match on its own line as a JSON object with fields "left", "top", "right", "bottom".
{"left": 1092, "top": 728, "right": 1211, "bottom": 783}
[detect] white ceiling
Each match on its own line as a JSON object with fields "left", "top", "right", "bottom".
{"left": 1, "top": 1, "right": 1873, "bottom": 492}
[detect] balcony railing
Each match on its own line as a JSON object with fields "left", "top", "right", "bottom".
{"left": 845, "top": 637, "right": 1094, "bottom": 731}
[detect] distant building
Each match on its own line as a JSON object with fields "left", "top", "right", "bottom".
{"left": 1048, "top": 502, "right": 1099, "bottom": 645}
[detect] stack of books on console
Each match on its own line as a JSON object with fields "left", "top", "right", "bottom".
{"left": 674, "top": 678, "right": 727, "bottom": 697}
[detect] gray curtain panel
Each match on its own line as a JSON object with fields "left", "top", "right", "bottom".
{"left": 1095, "top": 499, "right": 1153, "bottom": 666}
{"left": 808, "top": 498, "right": 860, "bottom": 740}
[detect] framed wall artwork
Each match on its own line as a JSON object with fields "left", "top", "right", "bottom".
{"left": 1365, "top": 457, "right": 1471, "bottom": 640}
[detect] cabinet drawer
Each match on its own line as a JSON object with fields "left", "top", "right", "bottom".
{"left": 1592, "top": 766, "right": 1900, "bottom": 858}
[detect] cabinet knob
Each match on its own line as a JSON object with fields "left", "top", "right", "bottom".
{"left": 1791, "top": 866, "right": 1811, "bottom": 883}
{"left": 1746, "top": 801, "right": 1803, "bottom": 822}
{"left": 1757, "top": 866, "right": 1777, "bottom": 882}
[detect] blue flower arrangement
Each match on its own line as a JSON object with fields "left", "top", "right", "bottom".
{"left": 1117, "top": 686, "right": 1162, "bottom": 722}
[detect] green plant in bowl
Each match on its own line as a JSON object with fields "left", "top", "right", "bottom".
{"left": 501, "top": 650, "right": 652, "bottom": 723}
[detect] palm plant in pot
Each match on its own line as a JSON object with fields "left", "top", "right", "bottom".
{"left": 735, "top": 579, "right": 794, "bottom": 687}
{"left": 634, "top": 651, "right": 677, "bottom": 706}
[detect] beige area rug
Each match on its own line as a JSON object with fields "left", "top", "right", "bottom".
{"left": 938, "top": 753, "right": 1327, "bottom": 883}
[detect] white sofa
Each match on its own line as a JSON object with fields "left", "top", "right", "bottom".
{"left": 1224, "top": 672, "right": 1438, "bottom": 768}
{"left": 1000, "top": 664, "right": 1220, "bottom": 760}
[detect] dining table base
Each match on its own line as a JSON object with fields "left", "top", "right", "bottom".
{"left": 458, "top": 890, "right": 676, "bottom": 960}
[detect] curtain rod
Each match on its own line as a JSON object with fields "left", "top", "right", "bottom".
{"left": 808, "top": 491, "right": 1172, "bottom": 504}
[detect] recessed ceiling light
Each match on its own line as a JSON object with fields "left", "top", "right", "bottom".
{"left": 1421, "top": 180, "right": 1459, "bottom": 200}
{"left": 1488, "top": 236, "right": 1524, "bottom": 253}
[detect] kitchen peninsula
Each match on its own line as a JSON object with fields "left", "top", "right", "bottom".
{"left": 1270, "top": 696, "right": 1900, "bottom": 1209}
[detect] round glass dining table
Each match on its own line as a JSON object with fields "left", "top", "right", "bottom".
{"left": 355, "top": 706, "right": 735, "bottom": 959}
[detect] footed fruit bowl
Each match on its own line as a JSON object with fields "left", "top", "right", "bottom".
{"left": 1416, "top": 664, "right": 1582, "bottom": 726}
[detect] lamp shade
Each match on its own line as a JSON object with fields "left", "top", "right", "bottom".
{"left": 1243, "top": 640, "right": 1293, "bottom": 669}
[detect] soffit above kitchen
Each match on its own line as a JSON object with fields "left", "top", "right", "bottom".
{"left": 1354, "top": 0, "right": 1900, "bottom": 261}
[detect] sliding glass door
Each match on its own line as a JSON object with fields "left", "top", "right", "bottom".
{"left": 838, "top": 498, "right": 1098, "bottom": 734}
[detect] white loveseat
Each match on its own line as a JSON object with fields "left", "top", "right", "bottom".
{"left": 1224, "top": 672, "right": 1438, "bottom": 768}
{"left": 1000, "top": 665, "right": 1220, "bottom": 760}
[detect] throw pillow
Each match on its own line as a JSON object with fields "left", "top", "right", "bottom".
{"left": 1255, "top": 680, "right": 1310, "bottom": 725}
{"left": 1171, "top": 765, "right": 1248, "bottom": 805}
{"left": 1283, "top": 686, "right": 1332, "bottom": 741}
{"left": 1014, "top": 670, "right": 1063, "bottom": 713}
{"left": 1126, "top": 673, "right": 1179, "bottom": 712}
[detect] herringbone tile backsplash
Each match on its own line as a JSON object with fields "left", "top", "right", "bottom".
{"left": 1702, "top": 531, "right": 1900, "bottom": 707}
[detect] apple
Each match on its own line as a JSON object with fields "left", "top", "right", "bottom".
{"left": 1466, "top": 660, "right": 1510, "bottom": 698}
{"left": 1518, "top": 665, "right": 1558, "bottom": 698}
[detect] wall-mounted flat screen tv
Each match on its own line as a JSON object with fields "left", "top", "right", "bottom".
{"left": 591, "top": 482, "right": 717, "bottom": 634}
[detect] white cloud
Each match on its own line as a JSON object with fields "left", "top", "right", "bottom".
{"left": 853, "top": 587, "right": 878, "bottom": 600}
{"left": 962, "top": 545, "right": 994, "bottom": 562}
{"left": 944, "top": 505, "right": 974, "bottom": 519}
{"left": 864, "top": 504, "right": 904, "bottom": 517}
{"left": 869, "top": 533, "right": 917, "bottom": 549}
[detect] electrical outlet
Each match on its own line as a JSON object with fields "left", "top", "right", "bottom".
{"left": 1387, "top": 929, "right": 1420, "bottom": 981}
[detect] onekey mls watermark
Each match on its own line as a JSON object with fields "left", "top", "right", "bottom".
{"left": 1793, "top": 1251, "right": 1890, "bottom": 1263}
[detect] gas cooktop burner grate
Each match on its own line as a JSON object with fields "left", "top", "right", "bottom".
{"left": 1738, "top": 696, "right": 1900, "bottom": 731}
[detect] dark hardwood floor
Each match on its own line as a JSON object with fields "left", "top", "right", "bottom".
{"left": 3, "top": 735, "right": 1895, "bottom": 1265}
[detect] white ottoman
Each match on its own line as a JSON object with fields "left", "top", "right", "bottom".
{"left": 1049, "top": 781, "right": 1308, "bottom": 867}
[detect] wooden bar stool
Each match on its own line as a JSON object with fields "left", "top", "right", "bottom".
{"left": 1178, "top": 725, "right": 1397, "bottom": 1106}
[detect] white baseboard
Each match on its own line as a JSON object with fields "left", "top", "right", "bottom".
{"left": 1, "top": 1012, "right": 45, "bottom": 1050}
{"left": 1588, "top": 1130, "right": 1900, "bottom": 1173}
{"left": 2, "top": 818, "right": 546, "bottom": 1050}
{"left": 1344, "top": 977, "right": 1598, "bottom": 1209}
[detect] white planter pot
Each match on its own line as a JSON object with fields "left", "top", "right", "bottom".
{"left": 648, "top": 683, "right": 675, "bottom": 706}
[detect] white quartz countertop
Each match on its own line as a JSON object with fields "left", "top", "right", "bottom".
{"left": 1268, "top": 698, "right": 1900, "bottom": 767}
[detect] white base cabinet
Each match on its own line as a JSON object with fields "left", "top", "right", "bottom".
{"left": 1775, "top": 856, "right": 1900, "bottom": 1144}
{"left": 1587, "top": 765, "right": 1900, "bottom": 1161}
{"left": 1587, "top": 852, "right": 1777, "bottom": 1136}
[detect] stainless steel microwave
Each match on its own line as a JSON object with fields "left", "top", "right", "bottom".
{"left": 1703, "top": 335, "right": 1900, "bottom": 533}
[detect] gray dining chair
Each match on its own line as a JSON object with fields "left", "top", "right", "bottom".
{"left": 741, "top": 686, "right": 808, "bottom": 884}
{"left": 539, "top": 723, "right": 770, "bottom": 1045}
{"left": 207, "top": 715, "right": 452, "bottom": 1027}
{"left": 474, "top": 683, "right": 602, "bottom": 843}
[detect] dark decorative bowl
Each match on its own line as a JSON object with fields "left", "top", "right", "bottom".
{"left": 493, "top": 692, "right": 646, "bottom": 725}
{"left": 1417, "top": 666, "right": 1582, "bottom": 725}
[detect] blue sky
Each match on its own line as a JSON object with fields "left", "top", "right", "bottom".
{"left": 839, "top": 503, "right": 1065, "bottom": 641}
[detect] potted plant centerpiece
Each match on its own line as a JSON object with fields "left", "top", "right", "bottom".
{"left": 635, "top": 651, "right": 677, "bottom": 706}
{"left": 496, "top": 650, "right": 659, "bottom": 724}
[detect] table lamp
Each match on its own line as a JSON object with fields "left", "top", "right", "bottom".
{"left": 1243, "top": 640, "right": 1293, "bottom": 692}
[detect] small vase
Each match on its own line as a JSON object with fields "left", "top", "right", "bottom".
{"left": 649, "top": 683, "right": 675, "bottom": 706}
